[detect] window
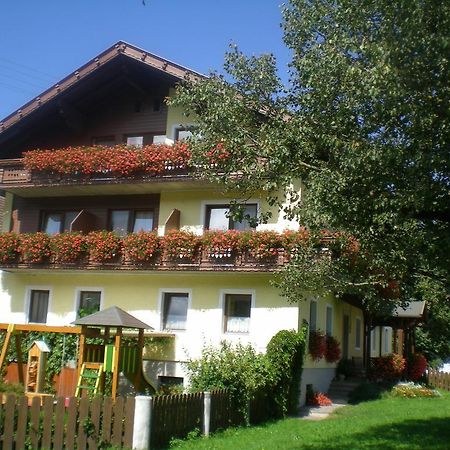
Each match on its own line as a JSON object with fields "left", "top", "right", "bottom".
{"left": 42, "top": 211, "right": 79, "bottom": 235}
{"left": 109, "top": 209, "right": 154, "bottom": 236}
{"left": 78, "top": 291, "right": 101, "bottom": 318}
{"left": 309, "top": 300, "right": 317, "bottom": 332}
{"left": 162, "top": 293, "right": 189, "bottom": 331}
{"left": 92, "top": 136, "right": 115, "bottom": 147}
{"left": 383, "top": 327, "right": 390, "bottom": 354}
{"left": 205, "top": 204, "right": 257, "bottom": 231}
{"left": 371, "top": 327, "right": 377, "bottom": 352}
{"left": 174, "top": 127, "right": 192, "bottom": 141}
{"left": 355, "top": 317, "right": 362, "bottom": 350}
{"left": 124, "top": 133, "right": 158, "bottom": 147}
{"left": 326, "top": 305, "right": 333, "bottom": 336}
{"left": 223, "top": 293, "right": 252, "bottom": 333}
{"left": 28, "top": 290, "right": 49, "bottom": 323}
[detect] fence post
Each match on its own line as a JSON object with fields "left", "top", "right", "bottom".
{"left": 203, "top": 391, "right": 211, "bottom": 437}
{"left": 133, "top": 396, "right": 153, "bottom": 450}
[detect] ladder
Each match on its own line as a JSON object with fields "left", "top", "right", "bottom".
{"left": 75, "top": 362, "right": 103, "bottom": 397}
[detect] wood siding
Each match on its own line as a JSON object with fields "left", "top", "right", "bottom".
{"left": 11, "top": 194, "right": 160, "bottom": 233}
{"left": 4, "top": 85, "right": 169, "bottom": 156}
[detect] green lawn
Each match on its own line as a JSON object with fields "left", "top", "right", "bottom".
{"left": 171, "top": 391, "right": 450, "bottom": 450}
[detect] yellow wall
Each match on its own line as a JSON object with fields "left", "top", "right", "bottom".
{"left": 297, "top": 295, "right": 364, "bottom": 369}
{"left": 158, "top": 189, "right": 292, "bottom": 236}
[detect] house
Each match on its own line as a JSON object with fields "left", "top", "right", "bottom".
{"left": 0, "top": 42, "right": 391, "bottom": 403}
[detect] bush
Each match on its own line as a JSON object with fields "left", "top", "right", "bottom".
{"left": 185, "top": 341, "right": 271, "bottom": 424}
{"left": 348, "top": 381, "right": 388, "bottom": 404}
{"left": 266, "top": 327, "right": 308, "bottom": 416}
{"left": 369, "top": 353, "right": 406, "bottom": 382}
{"left": 406, "top": 353, "right": 428, "bottom": 382}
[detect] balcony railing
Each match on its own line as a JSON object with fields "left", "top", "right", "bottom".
{"left": 0, "top": 144, "right": 192, "bottom": 188}
{"left": 0, "top": 230, "right": 305, "bottom": 273}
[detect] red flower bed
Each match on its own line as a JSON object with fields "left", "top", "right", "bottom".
{"left": 50, "top": 232, "right": 87, "bottom": 263}
{"left": 0, "top": 232, "right": 20, "bottom": 263}
{"left": 369, "top": 353, "right": 406, "bottom": 382}
{"left": 19, "top": 232, "right": 51, "bottom": 263}
{"left": 309, "top": 330, "right": 327, "bottom": 361}
{"left": 22, "top": 143, "right": 191, "bottom": 176}
{"left": 325, "top": 336, "right": 341, "bottom": 363}
{"left": 406, "top": 353, "right": 427, "bottom": 382}
{"left": 122, "top": 232, "right": 161, "bottom": 262}
{"left": 162, "top": 230, "right": 201, "bottom": 260}
{"left": 203, "top": 230, "right": 241, "bottom": 258}
{"left": 86, "top": 231, "right": 122, "bottom": 262}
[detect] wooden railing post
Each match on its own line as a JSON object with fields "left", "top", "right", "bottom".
{"left": 132, "top": 396, "right": 153, "bottom": 450}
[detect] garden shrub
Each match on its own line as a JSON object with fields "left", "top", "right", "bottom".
{"left": 185, "top": 327, "right": 308, "bottom": 423}
{"left": 266, "top": 326, "right": 308, "bottom": 416}
{"left": 369, "top": 353, "right": 406, "bottom": 382}
{"left": 406, "top": 353, "right": 428, "bottom": 381}
{"left": 184, "top": 341, "right": 272, "bottom": 424}
{"left": 348, "top": 381, "right": 388, "bottom": 404}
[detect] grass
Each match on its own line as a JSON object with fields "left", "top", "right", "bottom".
{"left": 171, "top": 390, "right": 450, "bottom": 450}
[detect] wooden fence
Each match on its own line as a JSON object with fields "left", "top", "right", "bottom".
{"left": 429, "top": 370, "right": 450, "bottom": 391}
{"left": 0, "top": 389, "right": 273, "bottom": 449}
{"left": 0, "top": 394, "right": 134, "bottom": 450}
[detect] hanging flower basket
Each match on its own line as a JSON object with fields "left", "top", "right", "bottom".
{"left": 86, "top": 231, "right": 122, "bottom": 263}
{"left": 50, "top": 232, "right": 88, "bottom": 263}
{"left": 308, "top": 330, "right": 327, "bottom": 361}
{"left": 19, "top": 232, "right": 51, "bottom": 263}
{"left": 240, "top": 231, "right": 282, "bottom": 261}
{"left": 122, "top": 231, "right": 161, "bottom": 263}
{"left": 202, "top": 230, "right": 241, "bottom": 259}
{"left": 0, "top": 232, "right": 20, "bottom": 263}
{"left": 162, "top": 230, "right": 200, "bottom": 261}
{"left": 325, "top": 336, "right": 341, "bottom": 363}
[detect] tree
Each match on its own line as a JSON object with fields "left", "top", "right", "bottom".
{"left": 171, "top": 1, "right": 450, "bottom": 359}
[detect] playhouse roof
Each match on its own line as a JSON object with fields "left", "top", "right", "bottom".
{"left": 73, "top": 306, "right": 153, "bottom": 329}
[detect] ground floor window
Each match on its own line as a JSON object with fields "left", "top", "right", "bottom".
{"left": 28, "top": 290, "right": 49, "bottom": 323}
{"left": 162, "top": 292, "right": 189, "bottom": 331}
{"left": 223, "top": 293, "right": 252, "bottom": 333}
{"left": 78, "top": 291, "right": 102, "bottom": 318}
{"left": 355, "top": 317, "right": 362, "bottom": 350}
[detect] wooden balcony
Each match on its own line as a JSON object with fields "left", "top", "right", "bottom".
{"left": 0, "top": 248, "right": 288, "bottom": 273}
{"left": 0, "top": 158, "right": 195, "bottom": 196}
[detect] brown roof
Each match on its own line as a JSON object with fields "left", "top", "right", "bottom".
{"left": 73, "top": 306, "right": 153, "bottom": 329}
{"left": 0, "top": 41, "right": 204, "bottom": 136}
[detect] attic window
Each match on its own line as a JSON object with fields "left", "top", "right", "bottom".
{"left": 174, "top": 127, "right": 192, "bottom": 141}
{"left": 93, "top": 136, "right": 115, "bottom": 147}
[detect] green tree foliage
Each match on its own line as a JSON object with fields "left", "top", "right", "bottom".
{"left": 171, "top": 0, "right": 450, "bottom": 358}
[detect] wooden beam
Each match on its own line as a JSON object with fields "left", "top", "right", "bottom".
{"left": 0, "top": 323, "right": 81, "bottom": 334}
{"left": 0, "top": 324, "right": 15, "bottom": 375}
{"left": 15, "top": 333, "right": 24, "bottom": 384}
{"left": 111, "top": 329, "right": 122, "bottom": 399}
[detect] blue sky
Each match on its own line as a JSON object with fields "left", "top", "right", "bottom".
{"left": 0, "top": 0, "right": 290, "bottom": 119}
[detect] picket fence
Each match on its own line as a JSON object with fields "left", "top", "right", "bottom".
{"left": 0, "top": 389, "right": 264, "bottom": 449}
{"left": 428, "top": 370, "right": 450, "bottom": 391}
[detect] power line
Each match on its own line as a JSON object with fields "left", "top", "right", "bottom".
{"left": 0, "top": 56, "right": 58, "bottom": 81}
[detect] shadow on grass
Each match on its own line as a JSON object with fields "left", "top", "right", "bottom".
{"left": 348, "top": 381, "right": 391, "bottom": 404}
{"left": 300, "top": 417, "right": 450, "bottom": 450}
